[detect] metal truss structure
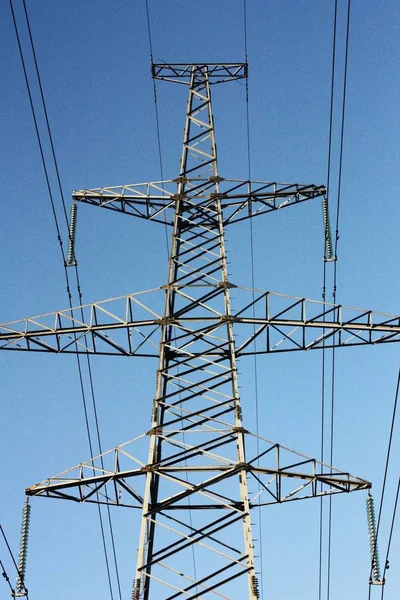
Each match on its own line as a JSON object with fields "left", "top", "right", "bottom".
{"left": 71, "top": 180, "right": 326, "bottom": 226}
{"left": 1, "top": 289, "right": 399, "bottom": 356}
{"left": 2, "top": 63, "right": 399, "bottom": 599}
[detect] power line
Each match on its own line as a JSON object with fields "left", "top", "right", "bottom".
{"left": 9, "top": 2, "right": 122, "bottom": 596}
{"left": 370, "top": 369, "right": 400, "bottom": 597}
{"left": 8, "top": 0, "right": 65, "bottom": 259}
{"left": 319, "top": 1, "right": 338, "bottom": 597}
{"left": 318, "top": 2, "right": 352, "bottom": 598}
{"left": 21, "top": 0, "right": 69, "bottom": 229}
{"left": 381, "top": 476, "right": 400, "bottom": 600}
{"left": 0, "top": 556, "right": 15, "bottom": 596}
{"left": 376, "top": 369, "right": 400, "bottom": 553}
{"left": 243, "top": 1, "right": 264, "bottom": 597}
{"left": 0, "top": 525, "right": 28, "bottom": 599}
{"left": 21, "top": 12, "right": 122, "bottom": 591}
{"left": 326, "top": 4, "right": 351, "bottom": 600}
{"left": 145, "top": 0, "right": 170, "bottom": 260}
{"left": 325, "top": 0, "right": 338, "bottom": 206}
{"left": 144, "top": 0, "right": 154, "bottom": 59}
{"left": 243, "top": 0, "right": 248, "bottom": 62}
{"left": 332, "top": 0, "right": 351, "bottom": 271}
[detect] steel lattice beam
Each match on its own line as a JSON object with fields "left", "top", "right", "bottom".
{"left": 0, "top": 289, "right": 398, "bottom": 356}
{"left": 26, "top": 432, "right": 370, "bottom": 507}
{"left": 152, "top": 63, "right": 248, "bottom": 84}
{"left": 72, "top": 179, "right": 326, "bottom": 225}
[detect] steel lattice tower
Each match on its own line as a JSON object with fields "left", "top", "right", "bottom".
{"left": 1, "top": 63, "right": 400, "bottom": 599}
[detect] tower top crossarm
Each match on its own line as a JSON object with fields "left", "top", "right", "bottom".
{"left": 152, "top": 62, "right": 247, "bottom": 84}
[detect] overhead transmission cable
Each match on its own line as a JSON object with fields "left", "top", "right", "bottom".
{"left": 10, "top": 3, "right": 117, "bottom": 596}
{"left": 318, "top": 1, "right": 352, "bottom": 599}
{"left": 380, "top": 477, "right": 399, "bottom": 600}
{"left": 242, "top": 0, "right": 264, "bottom": 597}
{"left": 0, "top": 557, "right": 15, "bottom": 596}
{"left": 319, "top": 2, "right": 338, "bottom": 596}
{"left": 326, "top": 3, "right": 352, "bottom": 600}
{"left": 368, "top": 369, "right": 400, "bottom": 598}
{"left": 10, "top": 2, "right": 122, "bottom": 597}
{"left": 0, "top": 524, "right": 29, "bottom": 599}
{"left": 145, "top": 0, "right": 170, "bottom": 259}
{"left": 22, "top": 0, "right": 123, "bottom": 595}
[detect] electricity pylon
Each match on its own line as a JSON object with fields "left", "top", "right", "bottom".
{"left": 2, "top": 63, "right": 399, "bottom": 599}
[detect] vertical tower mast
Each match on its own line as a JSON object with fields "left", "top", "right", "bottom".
{"left": 134, "top": 64, "right": 258, "bottom": 599}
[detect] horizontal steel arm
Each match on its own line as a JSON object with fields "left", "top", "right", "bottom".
{"left": 0, "top": 288, "right": 164, "bottom": 356}
{"left": 26, "top": 431, "right": 370, "bottom": 507}
{"left": 232, "top": 288, "right": 400, "bottom": 355}
{"left": 219, "top": 179, "right": 326, "bottom": 224}
{"left": 72, "top": 181, "right": 176, "bottom": 224}
{"left": 0, "top": 288, "right": 398, "bottom": 356}
{"left": 152, "top": 63, "right": 247, "bottom": 85}
{"left": 73, "top": 179, "right": 325, "bottom": 226}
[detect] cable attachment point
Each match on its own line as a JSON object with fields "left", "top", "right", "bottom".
{"left": 366, "top": 491, "right": 383, "bottom": 584}
{"left": 321, "top": 196, "right": 336, "bottom": 262}
{"left": 66, "top": 202, "right": 78, "bottom": 267}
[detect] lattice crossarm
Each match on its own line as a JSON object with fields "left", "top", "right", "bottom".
{"left": 25, "top": 430, "right": 371, "bottom": 507}
{"left": 72, "top": 180, "right": 177, "bottom": 224}
{"left": 232, "top": 289, "right": 400, "bottom": 355}
{"left": 152, "top": 63, "right": 247, "bottom": 85}
{"left": 218, "top": 180, "right": 327, "bottom": 224}
{"left": 72, "top": 179, "right": 327, "bottom": 226}
{"left": 26, "top": 436, "right": 148, "bottom": 507}
{"left": 1, "top": 291, "right": 399, "bottom": 355}
{"left": 0, "top": 290, "right": 164, "bottom": 356}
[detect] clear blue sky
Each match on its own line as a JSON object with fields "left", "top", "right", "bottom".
{"left": 1, "top": 1, "right": 399, "bottom": 598}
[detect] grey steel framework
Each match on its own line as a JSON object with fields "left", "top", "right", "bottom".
{"left": 1, "top": 64, "right": 399, "bottom": 599}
